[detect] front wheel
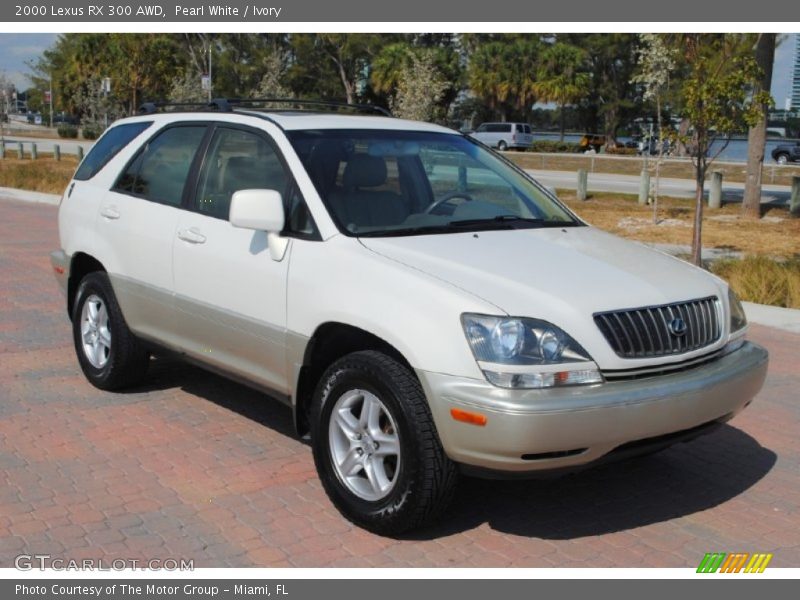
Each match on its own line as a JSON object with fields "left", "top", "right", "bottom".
{"left": 497, "top": 140, "right": 508, "bottom": 151}
{"left": 310, "top": 351, "right": 458, "bottom": 535}
{"left": 776, "top": 153, "right": 789, "bottom": 165}
{"left": 71, "top": 272, "right": 149, "bottom": 390}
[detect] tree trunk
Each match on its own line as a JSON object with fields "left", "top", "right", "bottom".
{"left": 742, "top": 33, "right": 776, "bottom": 219}
{"left": 653, "top": 95, "right": 663, "bottom": 224}
{"left": 603, "top": 107, "right": 618, "bottom": 150}
{"left": 676, "top": 118, "right": 691, "bottom": 157}
{"left": 691, "top": 160, "right": 706, "bottom": 266}
{"left": 559, "top": 103, "right": 565, "bottom": 142}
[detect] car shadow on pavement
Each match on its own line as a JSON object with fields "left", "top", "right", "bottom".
{"left": 408, "top": 425, "right": 776, "bottom": 541}
{"left": 121, "top": 356, "right": 776, "bottom": 542}
{"left": 122, "top": 355, "right": 299, "bottom": 440}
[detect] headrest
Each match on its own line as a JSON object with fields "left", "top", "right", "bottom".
{"left": 342, "top": 154, "right": 387, "bottom": 189}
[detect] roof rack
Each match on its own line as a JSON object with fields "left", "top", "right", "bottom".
{"left": 136, "top": 97, "right": 392, "bottom": 117}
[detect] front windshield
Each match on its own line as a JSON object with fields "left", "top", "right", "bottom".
{"left": 288, "top": 129, "right": 581, "bottom": 237}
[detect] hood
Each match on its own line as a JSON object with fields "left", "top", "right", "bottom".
{"left": 360, "top": 226, "right": 728, "bottom": 368}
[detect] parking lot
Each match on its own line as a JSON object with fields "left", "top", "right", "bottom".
{"left": 1, "top": 196, "right": 798, "bottom": 568}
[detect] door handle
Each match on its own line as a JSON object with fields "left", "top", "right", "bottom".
{"left": 177, "top": 228, "right": 207, "bottom": 244}
{"left": 100, "top": 205, "right": 120, "bottom": 220}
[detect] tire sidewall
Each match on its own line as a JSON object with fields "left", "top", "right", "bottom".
{"left": 311, "top": 359, "right": 421, "bottom": 528}
{"left": 71, "top": 274, "right": 117, "bottom": 386}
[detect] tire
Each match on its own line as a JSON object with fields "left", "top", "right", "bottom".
{"left": 71, "top": 271, "right": 149, "bottom": 390}
{"left": 775, "top": 153, "right": 789, "bottom": 165}
{"left": 497, "top": 140, "right": 508, "bottom": 151}
{"left": 310, "top": 350, "right": 458, "bottom": 535}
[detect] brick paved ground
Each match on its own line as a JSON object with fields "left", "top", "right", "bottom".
{"left": 1, "top": 197, "right": 798, "bottom": 568}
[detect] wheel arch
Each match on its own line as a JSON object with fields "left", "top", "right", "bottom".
{"left": 68, "top": 252, "right": 106, "bottom": 319}
{"left": 293, "top": 321, "right": 415, "bottom": 437}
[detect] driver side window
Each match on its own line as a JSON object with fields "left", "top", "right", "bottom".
{"left": 194, "top": 127, "right": 288, "bottom": 220}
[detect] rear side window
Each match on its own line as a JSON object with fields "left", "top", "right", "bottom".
{"left": 114, "top": 125, "right": 207, "bottom": 206}
{"left": 73, "top": 121, "right": 152, "bottom": 181}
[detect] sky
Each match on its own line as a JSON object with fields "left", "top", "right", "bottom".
{"left": 0, "top": 32, "right": 797, "bottom": 106}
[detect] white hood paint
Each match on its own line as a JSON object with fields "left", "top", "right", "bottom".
{"left": 361, "top": 226, "right": 730, "bottom": 369}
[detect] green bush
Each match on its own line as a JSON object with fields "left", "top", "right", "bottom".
{"left": 81, "top": 126, "right": 103, "bottom": 140}
{"left": 528, "top": 140, "right": 582, "bottom": 153}
{"left": 57, "top": 124, "right": 78, "bottom": 139}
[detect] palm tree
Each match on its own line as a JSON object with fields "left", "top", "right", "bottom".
{"left": 534, "top": 43, "right": 590, "bottom": 141}
{"left": 468, "top": 42, "right": 513, "bottom": 120}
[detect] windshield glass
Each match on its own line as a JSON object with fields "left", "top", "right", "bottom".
{"left": 287, "top": 129, "right": 581, "bottom": 237}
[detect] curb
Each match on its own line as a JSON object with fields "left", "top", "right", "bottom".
{"left": 743, "top": 302, "right": 800, "bottom": 334}
{"left": 0, "top": 186, "right": 61, "bottom": 206}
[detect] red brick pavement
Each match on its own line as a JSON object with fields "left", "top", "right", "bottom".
{"left": 1, "top": 197, "right": 798, "bottom": 568}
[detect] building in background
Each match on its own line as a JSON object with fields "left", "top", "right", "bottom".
{"left": 792, "top": 34, "right": 800, "bottom": 110}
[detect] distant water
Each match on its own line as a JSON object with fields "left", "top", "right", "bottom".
{"left": 533, "top": 132, "right": 798, "bottom": 163}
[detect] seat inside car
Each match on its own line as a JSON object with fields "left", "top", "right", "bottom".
{"left": 328, "top": 154, "right": 408, "bottom": 230}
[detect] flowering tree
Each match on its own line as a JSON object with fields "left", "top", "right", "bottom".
{"left": 391, "top": 51, "right": 448, "bottom": 123}
{"left": 631, "top": 33, "right": 676, "bottom": 224}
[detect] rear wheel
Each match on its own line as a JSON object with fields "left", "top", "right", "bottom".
{"left": 497, "top": 140, "right": 508, "bottom": 151}
{"left": 310, "top": 350, "right": 458, "bottom": 535}
{"left": 776, "top": 153, "right": 789, "bottom": 165}
{"left": 71, "top": 272, "right": 149, "bottom": 390}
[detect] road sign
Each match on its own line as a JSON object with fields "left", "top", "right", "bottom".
{"left": 44, "top": 90, "right": 51, "bottom": 103}
{"left": 201, "top": 74, "right": 211, "bottom": 91}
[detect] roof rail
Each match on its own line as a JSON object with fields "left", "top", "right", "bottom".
{"left": 136, "top": 97, "right": 392, "bottom": 117}
{"left": 137, "top": 101, "right": 221, "bottom": 115}
{"left": 229, "top": 98, "right": 392, "bottom": 117}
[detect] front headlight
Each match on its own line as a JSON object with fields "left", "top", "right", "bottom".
{"left": 729, "top": 287, "right": 747, "bottom": 333}
{"left": 461, "top": 314, "right": 603, "bottom": 389}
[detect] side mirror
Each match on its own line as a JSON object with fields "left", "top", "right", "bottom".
{"left": 229, "top": 189, "right": 284, "bottom": 232}
{"left": 229, "top": 189, "right": 289, "bottom": 262}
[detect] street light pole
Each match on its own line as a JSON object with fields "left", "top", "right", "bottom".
{"left": 49, "top": 74, "right": 53, "bottom": 129}
{"left": 207, "top": 42, "right": 212, "bottom": 101}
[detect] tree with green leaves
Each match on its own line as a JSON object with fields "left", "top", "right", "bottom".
{"left": 672, "top": 34, "right": 770, "bottom": 265}
{"left": 534, "top": 43, "right": 590, "bottom": 141}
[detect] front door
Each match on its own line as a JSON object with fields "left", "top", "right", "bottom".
{"left": 172, "top": 124, "right": 293, "bottom": 395}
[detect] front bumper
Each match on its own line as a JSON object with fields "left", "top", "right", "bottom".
{"left": 49, "top": 249, "right": 70, "bottom": 296}
{"left": 418, "top": 341, "right": 768, "bottom": 474}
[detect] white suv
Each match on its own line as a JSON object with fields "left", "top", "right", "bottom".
{"left": 51, "top": 100, "right": 768, "bottom": 535}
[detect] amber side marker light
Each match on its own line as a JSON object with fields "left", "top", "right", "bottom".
{"left": 450, "top": 408, "right": 488, "bottom": 426}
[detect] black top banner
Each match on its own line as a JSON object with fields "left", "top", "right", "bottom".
{"left": 2, "top": 0, "right": 799, "bottom": 22}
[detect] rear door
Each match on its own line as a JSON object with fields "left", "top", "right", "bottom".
{"left": 98, "top": 123, "right": 209, "bottom": 346}
{"left": 171, "top": 124, "right": 297, "bottom": 395}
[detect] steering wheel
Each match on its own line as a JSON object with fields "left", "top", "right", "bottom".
{"left": 425, "top": 192, "right": 475, "bottom": 215}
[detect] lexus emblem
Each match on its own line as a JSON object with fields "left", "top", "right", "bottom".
{"left": 668, "top": 317, "right": 688, "bottom": 337}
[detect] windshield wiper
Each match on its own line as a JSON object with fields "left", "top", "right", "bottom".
{"left": 356, "top": 225, "right": 463, "bottom": 238}
{"left": 449, "top": 216, "right": 579, "bottom": 228}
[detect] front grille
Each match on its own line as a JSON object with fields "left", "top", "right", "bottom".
{"left": 594, "top": 296, "right": 721, "bottom": 359}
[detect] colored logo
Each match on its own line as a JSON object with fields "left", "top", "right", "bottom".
{"left": 697, "top": 552, "right": 773, "bottom": 573}
{"left": 668, "top": 317, "right": 688, "bottom": 337}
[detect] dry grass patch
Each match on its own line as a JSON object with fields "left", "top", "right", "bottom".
{"left": 711, "top": 256, "right": 800, "bottom": 308}
{"left": 561, "top": 191, "right": 800, "bottom": 258}
{"left": 0, "top": 157, "right": 77, "bottom": 194}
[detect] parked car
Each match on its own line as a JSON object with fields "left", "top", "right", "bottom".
{"left": 470, "top": 122, "right": 533, "bottom": 150}
{"left": 771, "top": 141, "right": 800, "bottom": 164}
{"left": 51, "top": 102, "right": 768, "bottom": 535}
{"left": 53, "top": 113, "right": 79, "bottom": 126}
{"left": 578, "top": 133, "right": 606, "bottom": 152}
